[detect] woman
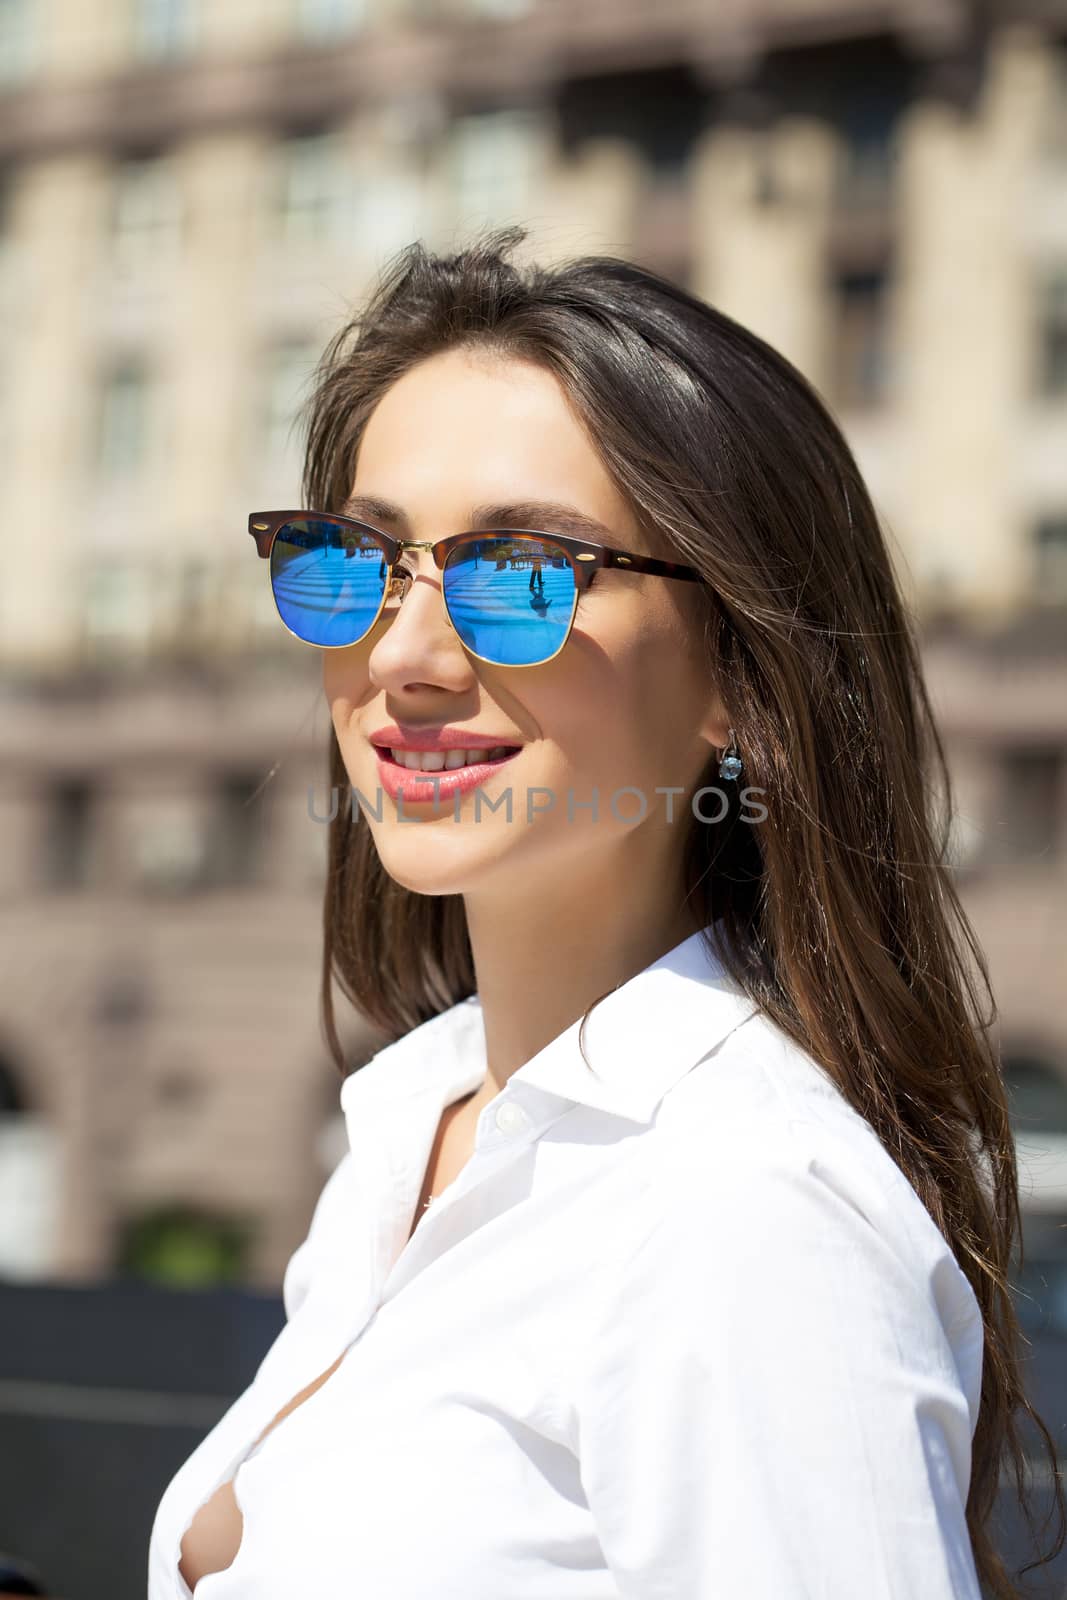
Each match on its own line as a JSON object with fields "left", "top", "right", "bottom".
{"left": 148, "top": 226, "right": 1063, "bottom": 1597}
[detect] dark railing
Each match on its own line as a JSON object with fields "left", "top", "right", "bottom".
{"left": 0, "top": 1280, "right": 285, "bottom": 1600}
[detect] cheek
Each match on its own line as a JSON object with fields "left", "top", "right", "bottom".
{"left": 548, "top": 650, "right": 675, "bottom": 795}
{"left": 608, "top": 630, "right": 708, "bottom": 784}
{"left": 322, "top": 646, "right": 369, "bottom": 718}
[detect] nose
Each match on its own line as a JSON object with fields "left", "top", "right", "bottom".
{"left": 366, "top": 548, "right": 474, "bottom": 690}
{"left": 380, "top": 540, "right": 437, "bottom": 603}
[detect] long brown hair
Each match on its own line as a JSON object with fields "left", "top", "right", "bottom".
{"left": 298, "top": 224, "right": 1064, "bottom": 1594}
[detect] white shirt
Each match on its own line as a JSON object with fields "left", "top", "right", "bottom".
{"left": 147, "top": 923, "right": 985, "bottom": 1598}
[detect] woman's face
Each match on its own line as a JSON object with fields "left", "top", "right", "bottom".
{"left": 323, "top": 347, "right": 729, "bottom": 907}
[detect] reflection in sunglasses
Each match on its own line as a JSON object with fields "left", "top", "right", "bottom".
{"left": 270, "top": 522, "right": 579, "bottom": 663}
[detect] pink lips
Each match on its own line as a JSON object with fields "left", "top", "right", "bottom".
{"left": 368, "top": 724, "right": 519, "bottom": 752}
{"left": 373, "top": 746, "right": 521, "bottom": 804}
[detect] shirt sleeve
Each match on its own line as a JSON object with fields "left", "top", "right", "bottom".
{"left": 574, "top": 1118, "right": 984, "bottom": 1599}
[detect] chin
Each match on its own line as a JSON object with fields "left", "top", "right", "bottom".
{"left": 369, "top": 823, "right": 507, "bottom": 897}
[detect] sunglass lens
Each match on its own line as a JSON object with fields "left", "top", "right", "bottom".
{"left": 442, "top": 537, "right": 576, "bottom": 665}
{"left": 270, "top": 520, "right": 387, "bottom": 647}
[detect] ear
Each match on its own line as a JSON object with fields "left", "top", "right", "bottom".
{"left": 697, "top": 690, "right": 733, "bottom": 755}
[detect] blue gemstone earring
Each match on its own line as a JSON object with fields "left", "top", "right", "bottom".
{"left": 718, "top": 728, "right": 743, "bottom": 782}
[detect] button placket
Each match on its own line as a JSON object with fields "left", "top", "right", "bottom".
{"left": 378, "top": 1099, "right": 545, "bottom": 1304}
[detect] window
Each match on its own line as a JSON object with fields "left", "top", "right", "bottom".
{"left": 450, "top": 109, "right": 541, "bottom": 227}
{"left": 945, "top": 807, "right": 983, "bottom": 873}
{"left": 95, "top": 361, "right": 156, "bottom": 479}
{"left": 828, "top": 267, "right": 891, "bottom": 409}
{"left": 353, "top": 167, "right": 427, "bottom": 263}
{"left": 0, "top": 1058, "right": 23, "bottom": 1115}
{"left": 42, "top": 779, "right": 93, "bottom": 889}
{"left": 133, "top": 805, "right": 208, "bottom": 893}
{"left": 83, "top": 556, "right": 151, "bottom": 656}
{"left": 301, "top": 793, "right": 330, "bottom": 881}
{"left": 94, "top": 971, "right": 148, "bottom": 1027}
{"left": 294, "top": 0, "right": 368, "bottom": 41}
{"left": 1005, "top": 1055, "right": 1067, "bottom": 1226}
{"left": 831, "top": 96, "right": 902, "bottom": 217}
{"left": 1040, "top": 43, "right": 1067, "bottom": 169}
{"left": 1036, "top": 267, "right": 1067, "bottom": 398}
{"left": 0, "top": 164, "right": 15, "bottom": 308}
{"left": 838, "top": 136, "right": 895, "bottom": 216}
{"left": 0, "top": 328, "right": 8, "bottom": 478}
{"left": 173, "top": 556, "right": 218, "bottom": 646}
{"left": 0, "top": 1053, "right": 61, "bottom": 1281}
{"left": 1005, "top": 1056, "right": 1067, "bottom": 1137}
{"left": 994, "top": 746, "right": 1063, "bottom": 864}
{"left": 461, "top": 0, "right": 534, "bottom": 16}
{"left": 111, "top": 152, "right": 182, "bottom": 274}
{"left": 0, "top": 0, "right": 38, "bottom": 86}
{"left": 130, "top": 0, "right": 196, "bottom": 63}
{"left": 1033, "top": 514, "right": 1067, "bottom": 602}
{"left": 257, "top": 337, "right": 319, "bottom": 463}
{"left": 272, "top": 127, "right": 353, "bottom": 246}
{"left": 208, "top": 773, "right": 265, "bottom": 887}
{"left": 0, "top": 169, "right": 9, "bottom": 474}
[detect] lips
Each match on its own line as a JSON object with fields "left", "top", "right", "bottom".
{"left": 368, "top": 724, "right": 522, "bottom": 753}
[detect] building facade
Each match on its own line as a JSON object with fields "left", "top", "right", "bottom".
{"left": 1, "top": 0, "right": 1065, "bottom": 1284}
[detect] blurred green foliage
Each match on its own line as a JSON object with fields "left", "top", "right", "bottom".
{"left": 116, "top": 1205, "right": 253, "bottom": 1286}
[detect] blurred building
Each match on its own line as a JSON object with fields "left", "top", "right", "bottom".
{"left": 0, "top": 0, "right": 1065, "bottom": 1285}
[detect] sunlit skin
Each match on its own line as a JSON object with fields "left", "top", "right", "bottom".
{"left": 324, "top": 347, "right": 732, "bottom": 1113}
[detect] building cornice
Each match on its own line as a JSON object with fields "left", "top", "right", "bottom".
{"left": 0, "top": 0, "right": 1015, "bottom": 162}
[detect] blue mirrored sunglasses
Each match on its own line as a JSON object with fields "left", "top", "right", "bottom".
{"left": 248, "top": 511, "right": 703, "bottom": 669}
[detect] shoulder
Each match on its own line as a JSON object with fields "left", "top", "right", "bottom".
{"left": 657, "top": 1008, "right": 943, "bottom": 1244}
{"left": 658, "top": 1005, "right": 875, "bottom": 1155}
{"left": 573, "top": 1016, "right": 986, "bottom": 1597}
{"left": 643, "top": 1010, "right": 983, "bottom": 1364}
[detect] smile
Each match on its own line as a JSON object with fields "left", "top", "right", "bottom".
{"left": 384, "top": 747, "right": 520, "bottom": 772}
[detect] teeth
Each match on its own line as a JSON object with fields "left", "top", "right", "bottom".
{"left": 388, "top": 747, "right": 515, "bottom": 771}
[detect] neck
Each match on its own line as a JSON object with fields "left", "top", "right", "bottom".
{"left": 464, "top": 876, "right": 704, "bottom": 1100}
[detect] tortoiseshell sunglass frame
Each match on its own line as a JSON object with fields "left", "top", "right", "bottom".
{"left": 248, "top": 509, "right": 704, "bottom": 667}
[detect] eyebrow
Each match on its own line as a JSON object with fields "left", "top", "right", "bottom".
{"left": 339, "top": 492, "right": 615, "bottom": 544}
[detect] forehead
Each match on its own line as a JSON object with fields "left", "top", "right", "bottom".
{"left": 349, "top": 349, "right": 645, "bottom": 545}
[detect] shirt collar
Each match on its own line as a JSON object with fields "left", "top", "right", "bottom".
{"left": 340, "top": 921, "right": 759, "bottom": 1128}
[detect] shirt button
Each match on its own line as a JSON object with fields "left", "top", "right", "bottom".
{"left": 494, "top": 1101, "right": 528, "bottom": 1135}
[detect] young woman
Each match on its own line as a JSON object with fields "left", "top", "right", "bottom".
{"left": 148, "top": 226, "right": 1064, "bottom": 1598}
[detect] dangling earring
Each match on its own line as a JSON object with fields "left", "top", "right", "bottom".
{"left": 718, "top": 728, "right": 743, "bottom": 781}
